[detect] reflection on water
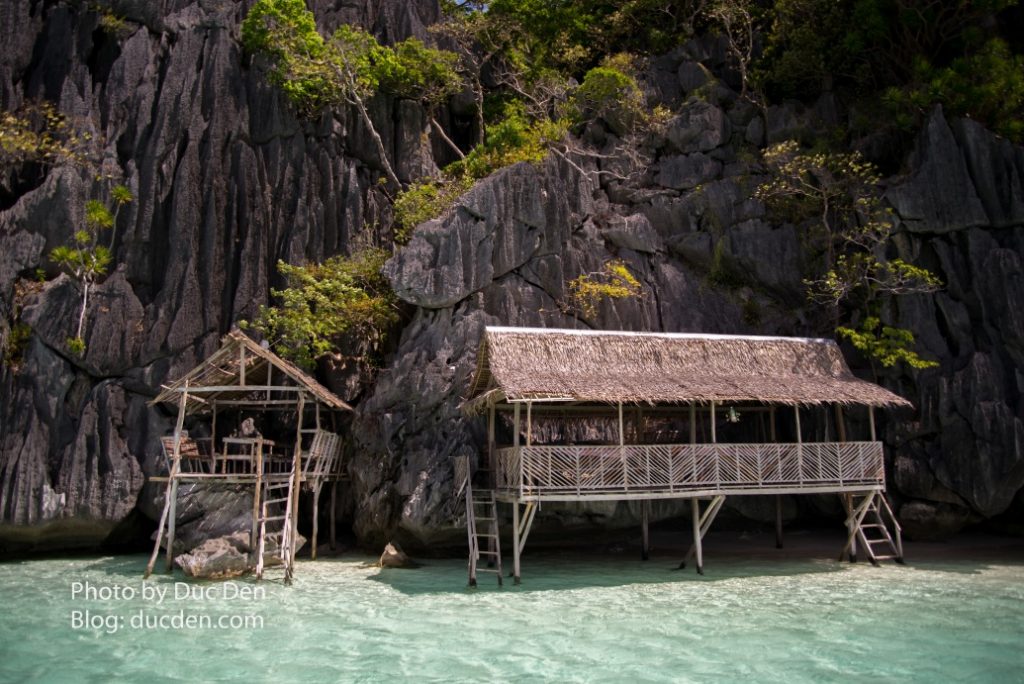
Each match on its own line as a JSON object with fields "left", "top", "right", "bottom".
{"left": 1, "top": 546, "right": 1022, "bottom": 683}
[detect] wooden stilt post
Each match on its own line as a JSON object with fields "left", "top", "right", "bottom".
{"left": 329, "top": 480, "right": 338, "bottom": 551}
{"left": 795, "top": 406, "right": 803, "bottom": 483}
{"left": 775, "top": 496, "right": 784, "bottom": 550}
{"left": 641, "top": 500, "right": 650, "bottom": 561}
{"left": 869, "top": 406, "right": 876, "bottom": 441}
{"left": 487, "top": 404, "right": 496, "bottom": 488}
{"left": 288, "top": 394, "right": 305, "bottom": 583}
{"left": 145, "top": 387, "right": 190, "bottom": 578}
{"left": 770, "top": 405, "right": 782, "bottom": 548}
{"left": 512, "top": 502, "right": 521, "bottom": 585}
{"left": 164, "top": 386, "right": 190, "bottom": 574}
{"left": 250, "top": 436, "right": 264, "bottom": 566}
{"left": 311, "top": 484, "right": 319, "bottom": 561}
{"left": 691, "top": 498, "right": 704, "bottom": 575}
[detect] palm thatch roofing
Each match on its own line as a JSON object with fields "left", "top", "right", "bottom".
{"left": 151, "top": 330, "right": 352, "bottom": 416}
{"left": 463, "top": 327, "right": 911, "bottom": 412}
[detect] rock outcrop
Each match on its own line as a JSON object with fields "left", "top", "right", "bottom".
{"left": 1, "top": 6, "right": 1023, "bottom": 555}
{"left": 0, "top": 0, "right": 441, "bottom": 549}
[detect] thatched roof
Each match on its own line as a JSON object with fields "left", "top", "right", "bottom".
{"left": 463, "top": 327, "right": 911, "bottom": 412}
{"left": 151, "top": 330, "right": 352, "bottom": 415}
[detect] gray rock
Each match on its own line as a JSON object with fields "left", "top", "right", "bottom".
{"left": 678, "top": 61, "right": 711, "bottom": 93}
{"left": 600, "top": 214, "right": 663, "bottom": 253}
{"left": 378, "top": 541, "right": 420, "bottom": 568}
{"left": 665, "top": 100, "right": 730, "bottom": 153}
{"left": 765, "top": 103, "right": 804, "bottom": 144}
{"left": 898, "top": 500, "right": 976, "bottom": 540}
{"left": 656, "top": 154, "right": 722, "bottom": 190}
{"left": 176, "top": 532, "right": 251, "bottom": 579}
{"left": 887, "top": 108, "right": 988, "bottom": 233}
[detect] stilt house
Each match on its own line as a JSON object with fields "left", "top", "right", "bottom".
{"left": 145, "top": 330, "right": 350, "bottom": 583}
{"left": 460, "top": 327, "right": 911, "bottom": 585}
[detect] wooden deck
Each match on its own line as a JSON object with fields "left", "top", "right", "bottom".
{"left": 494, "top": 442, "right": 885, "bottom": 501}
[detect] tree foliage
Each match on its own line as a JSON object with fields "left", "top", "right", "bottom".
{"left": 566, "top": 260, "right": 643, "bottom": 318}
{"left": 243, "top": 249, "right": 399, "bottom": 369}
{"left": 49, "top": 186, "right": 134, "bottom": 355}
{"left": 756, "top": 141, "right": 940, "bottom": 369}
{"left": 242, "top": 0, "right": 463, "bottom": 185}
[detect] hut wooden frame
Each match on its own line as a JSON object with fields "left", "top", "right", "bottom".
{"left": 462, "top": 327, "right": 911, "bottom": 583}
{"left": 144, "top": 330, "right": 352, "bottom": 583}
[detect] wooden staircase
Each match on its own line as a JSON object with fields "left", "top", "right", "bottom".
{"left": 465, "top": 480, "right": 503, "bottom": 587}
{"left": 842, "top": 491, "right": 904, "bottom": 565}
{"left": 255, "top": 475, "right": 297, "bottom": 583}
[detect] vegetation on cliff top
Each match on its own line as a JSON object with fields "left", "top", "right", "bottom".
{"left": 237, "top": 0, "right": 1018, "bottom": 371}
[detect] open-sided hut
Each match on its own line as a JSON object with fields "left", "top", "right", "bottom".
{"left": 144, "top": 330, "right": 351, "bottom": 583}
{"left": 461, "top": 326, "right": 911, "bottom": 585}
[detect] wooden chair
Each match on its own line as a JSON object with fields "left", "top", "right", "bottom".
{"left": 160, "top": 433, "right": 212, "bottom": 474}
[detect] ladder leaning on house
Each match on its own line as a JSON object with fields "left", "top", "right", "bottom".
{"left": 456, "top": 456, "right": 503, "bottom": 587}
{"left": 255, "top": 476, "right": 297, "bottom": 582}
{"left": 841, "top": 490, "right": 904, "bottom": 565}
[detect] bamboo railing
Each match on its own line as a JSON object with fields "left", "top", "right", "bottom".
{"left": 494, "top": 442, "right": 885, "bottom": 500}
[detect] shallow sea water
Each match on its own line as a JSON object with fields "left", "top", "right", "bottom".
{"left": 1, "top": 545, "right": 1022, "bottom": 683}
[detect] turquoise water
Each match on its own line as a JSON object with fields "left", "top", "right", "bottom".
{"left": 1, "top": 546, "right": 1022, "bottom": 683}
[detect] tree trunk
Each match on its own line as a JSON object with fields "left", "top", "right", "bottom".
{"left": 430, "top": 117, "right": 465, "bottom": 160}
{"left": 348, "top": 89, "right": 402, "bottom": 189}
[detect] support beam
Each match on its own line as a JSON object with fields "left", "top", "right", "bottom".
{"left": 618, "top": 402, "right": 624, "bottom": 447}
{"left": 869, "top": 406, "right": 876, "bottom": 441}
{"left": 250, "top": 436, "right": 264, "bottom": 564}
{"left": 526, "top": 401, "right": 532, "bottom": 447}
{"left": 487, "top": 404, "right": 496, "bottom": 487}
{"left": 641, "top": 500, "right": 650, "bottom": 561}
{"left": 165, "top": 478, "right": 179, "bottom": 573}
{"left": 834, "top": 405, "right": 847, "bottom": 443}
{"left": 710, "top": 402, "right": 717, "bottom": 443}
{"left": 512, "top": 502, "right": 521, "bottom": 585}
{"left": 775, "top": 495, "right": 783, "bottom": 549}
{"left": 680, "top": 495, "right": 726, "bottom": 573}
{"left": 691, "top": 498, "right": 703, "bottom": 575}
{"left": 311, "top": 483, "right": 320, "bottom": 560}
{"left": 329, "top": 480, "right": 338, "bottom": 550}
{"left": 689, "top": 403, "right": 696, "bottom": 444}
{"left": 147, "top": 385, "right": 189, "bottom": 578}
{"left": 287, "top": 394, "right": 306, "bottom": 584}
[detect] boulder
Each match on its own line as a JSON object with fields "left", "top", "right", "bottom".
{"left": 176, "top": 532, "right": 251, "bottom": 579}
{"left": 379, "top": 541, "right": 420, "bottom": 568}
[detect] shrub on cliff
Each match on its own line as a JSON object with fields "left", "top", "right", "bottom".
{"left": 242, "top": 248, "right": 399, "bottom": 369}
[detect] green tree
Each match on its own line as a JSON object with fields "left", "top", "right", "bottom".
{"left": 243, "top": 248, "right": 400, "bottom": 369}
{"left": 49, "top": 187, "right": 133, "bottom": 354}
{"left": 756, "top": 140, "right": 940, "bottom": 369}
{"left": 566, "top": 260, "right": 643, "bottom": 319}
{"left": 242, "top": 0, "right": 463, "bottom": 186}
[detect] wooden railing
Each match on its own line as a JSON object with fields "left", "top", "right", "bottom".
{"left": 494, "top": 442, "right": 885, "bottom": 500}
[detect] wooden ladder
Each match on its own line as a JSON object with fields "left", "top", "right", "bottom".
{"left": 466, "top": 481, "right": 503, "bottom": 587}
{"left": 255, "top": 474, "right": 297, "bottom": 583}
{"left": 842, "top": 491, "right": 904, "bottom": 565}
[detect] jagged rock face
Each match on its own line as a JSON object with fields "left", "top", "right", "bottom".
{"left": 364, "top": 99, "right": 1024, "bottom": 547}
{"left": 2, "top": 6, "right": 1023, "bottom": 554}
{"left": 0, "top": 0, "right": 440, "bottom": 547}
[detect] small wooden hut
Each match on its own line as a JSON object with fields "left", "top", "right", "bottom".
{"left": 460, "top": 326, "right": 911, "bottom": 585}
{"left": 144, "top": 330, "right": 351, "bottom": 583}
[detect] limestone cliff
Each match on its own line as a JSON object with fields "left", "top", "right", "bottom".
{"left": 1, "top": 3, "right": 1022, "bottom": 554}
